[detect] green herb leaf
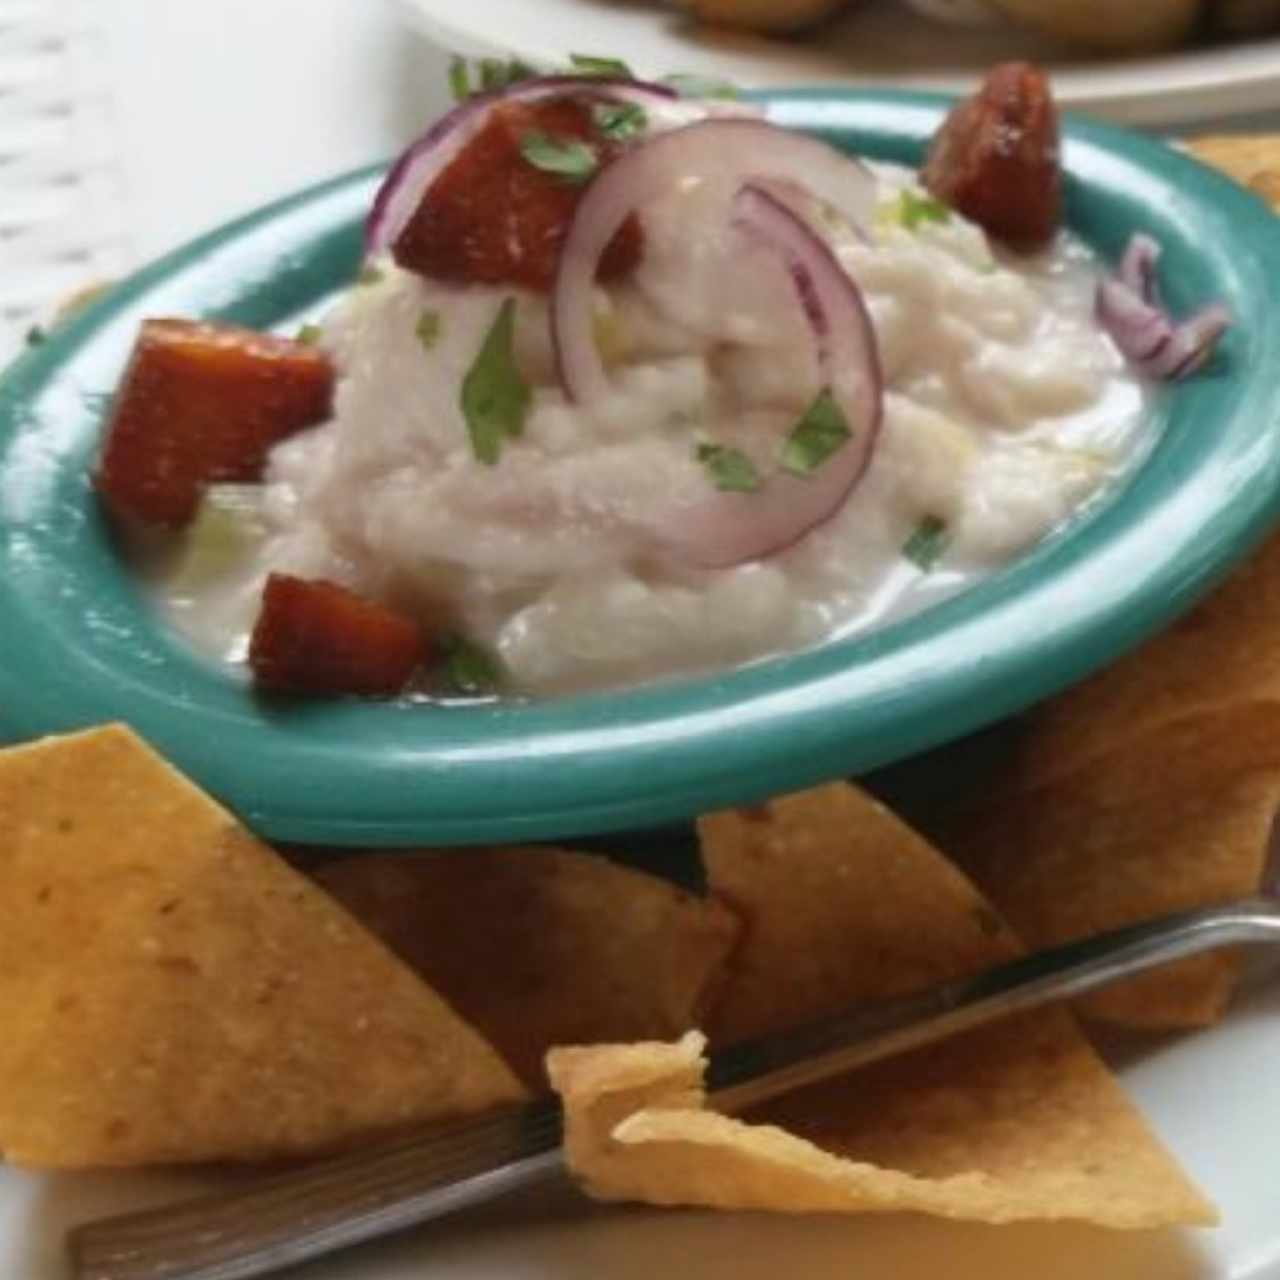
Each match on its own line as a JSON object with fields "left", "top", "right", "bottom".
{"left": 357, "top": 263, "right": 384, "bottom": 286}
{"left": 448, "top": 56, "right": 471, "bottom": 102}
{"left": 442, "top": 634, "right": 503, "bottom": 696}
{"left": 415, "top": 309, "right": 442, "bottom": 351}
{"left": 661, "top": 72, "right": 740, "bottom": 100}
{"left": 898, "top": 189, "right": 951, "bottom": 231}
{"left": 296, "top": 323, "right": 323, "bottom": 346}
{"left": 24, "top": 325, "right": 46, "bottom": 347}
{"left": 569, "top": 53, "right": 633, "bottom": 78}
{"left": 478, "top": 56, "right": 537, "bottom": 91}
{"left": 696, "top": 441, "right": 761, "bottom": 493}
{"left": 519, "top": 130, "right": 598, "bottom": 184}
{"left": 460, "top": 298, "right": 530, "bottom": 466}
{"left": 595, "top": 101, "right": 648, "bottom": 143}
{"left": 902, "top": 515, "right": 949, "bottom": 571}
{"left": 780, "top": 388, "right": 851, "bottom": 477}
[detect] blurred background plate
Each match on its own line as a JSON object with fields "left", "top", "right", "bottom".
{"left": 397, "top": 0, "right": 1280, "bottom": 127}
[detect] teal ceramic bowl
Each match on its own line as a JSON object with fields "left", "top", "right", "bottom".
{"left": 2, "top": 90, "right": 1279, "bottom": 845}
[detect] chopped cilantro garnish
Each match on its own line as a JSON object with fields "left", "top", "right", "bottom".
{"left": 460, "top": 298, "right": 530, "bottom": 466}
{"left": 662, "top": 72, "right": 740, "bottom": 100}
{"left": 450, "top": 56, "right": 537, "bottom": 100}
{"left": 696, "top": 441, "right": 761, "bottom": 493}
{"left": 442, "top": 634, "right": 502, "bottom": 696}
{"left": 25, "top": 325, "right": 46, "bottom": 347}
{"left": 780, "top": 388, "right": 851, "bottom": 477}
{"left": 448, "top": 56, "right": 471, "bottom": 102}
{"left": 569, "top": 53, "right": 633, "bottom": 78}
{"left": 519, "top": 131, "right": 598, "bottom": 184}
{"left": 415, "top": 309, "right": 442, "bottom": 351}
{"left": 595, "top": 101, "right": 647, "bottom": 143}
{"left": 902, "top": 515, "right": 949, "bottom": 571}
{"left": 479, "top": 56, "right": 537, "bottom": 90}
{"left": 357, "top": 263, "right": 384, "bottom": 286}
{"left": 296, "top": 323, "right": 323, "bottom": 346}
{"left": 898, "top": 189, "right": 951, "bottom": 231}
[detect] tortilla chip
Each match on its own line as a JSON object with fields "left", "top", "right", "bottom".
{"left": 985, "top": 533, "right": 1280, "bottom": 795}
{"left": 550, "top": 1028, "right": 1213, "bottom": 1227}
{"left": 0, "top": 725, "right": 523, "bottom": 1169}
{"left": 700, "top": 786, "right": 1015, "bottom": 1045}
{"left": 1187, "top": 134, "right": 1280, "bottom": 209}
{"left": 549, "top": 784, "right": 1214, "bottom": 1227}
{"left": 939, "top": 705, "right": 1280, "bottom": 1029}
{"left": 315, "top": 848, "right": 740, "bottom": 1090}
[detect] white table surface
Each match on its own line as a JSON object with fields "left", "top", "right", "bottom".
{"left": 0, "top": 0, "right": 450, "bottom": 359}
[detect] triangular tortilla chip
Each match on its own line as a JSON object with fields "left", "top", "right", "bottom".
{"left": 315, "top": 848, "right": 740, "bottom": 1090}
{"left": 987, "top": 531, "right": 1280, "bottom": 795}
{"left": 938, "top": 705, "right": 1280, "bottom": 1029}
{"left": 0, "top": 725, "right": 524, "bottom": 1169}
{"left": 549, "top": 784, "right": 1214, "bottom": 1228}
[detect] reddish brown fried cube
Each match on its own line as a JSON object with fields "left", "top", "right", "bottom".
{"left": 922, "top": 62, "right": 1061, "bottom": 253}
{"left": 393, "top": 96, "right": 642, "bottom": 292}
{"left": 248, "top": 574, "right": 425, "bottom": 698}
{"left": 95, "top": 319, "right": 334, "bottom": 528}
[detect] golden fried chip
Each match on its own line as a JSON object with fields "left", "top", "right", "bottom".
{"left": 315, "top": 848, "right": 740, "bottom": 1090}
{"left": 1188, "top": 134, "right": 1280, "bottom": 210}
{"left": 700, "top": 786, "right": 1013, "bottom": 1045}
{"left": 989, "top": 532, "right": 1280, "bottom": 794}
{"left": 548, "top": 784, "right": 1214, "bottom": 1227}
{"left": 939, "top": 705, "right": 1280, "bottom": 1029}
{"left": 0, "top": 725, "right": 523, "bottom": 1169}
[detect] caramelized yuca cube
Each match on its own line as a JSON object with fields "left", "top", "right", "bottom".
{"left": 249, "top": 573, "right": 425, "bottom": 696}
{"left": 95, "top": 318, "right": 333, "bottom": 527}
{"left": 393, "top": 97, "right": 642, "bottom": 292}
{"left": 923, "top": 62, "right": 1060, "bottom": 252}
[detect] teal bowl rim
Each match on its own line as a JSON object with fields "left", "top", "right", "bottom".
{"left": 2, "top": 87, "right": 1279, "bottom": 845}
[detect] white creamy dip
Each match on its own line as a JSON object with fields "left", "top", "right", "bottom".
{"left": 156, "top": 164, "right": 1148, "bottom": 696}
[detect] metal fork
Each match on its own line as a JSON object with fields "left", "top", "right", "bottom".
{"left": 69, "top": 896, "right": 1280, "bottom": 1280}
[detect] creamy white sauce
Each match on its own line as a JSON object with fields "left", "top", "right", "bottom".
{"left": 154, "top": 164, "right": 1149, "bottom": 696}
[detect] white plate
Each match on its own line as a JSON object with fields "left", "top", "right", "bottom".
{"left": 398, "top": 0, "right": 1280, "bottom": 127}
{"left": 6, "top": 967, "right": 1280, "bottom": 1280}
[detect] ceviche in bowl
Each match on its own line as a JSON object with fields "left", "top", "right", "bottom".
{"left": 0, "top": 64, "right": 1276, "bottom": 843}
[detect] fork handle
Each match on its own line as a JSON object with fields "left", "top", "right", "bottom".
{"left": 69, "top": 1105, "right": 565, "bottom": 1280}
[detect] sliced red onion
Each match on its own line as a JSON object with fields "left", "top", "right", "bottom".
{"left": 1097, "top": 233, "right": 1231, "bottom": 381}
{"left": 552, "top": 118, "right": 876, "bottom": 406}
{"left": 552, "top": 154, "right": 881, "bottom": 567}
{"left": 365, "top": 76, "right": 700, "bottom": 256}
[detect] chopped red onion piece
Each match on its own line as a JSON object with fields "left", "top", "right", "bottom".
{"left": 1117, "top": 232, "right": 1162, "bottom": 303}
{"left": 1097, "top": 233, "right": 1230, "bottom": 381}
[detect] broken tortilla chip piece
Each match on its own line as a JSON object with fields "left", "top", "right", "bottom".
{"left": 314, "top": 848, "right": 740, "bottom": 1090}
{"left": 548, "top": 783, "right": 1214, "bottom": 1227}
{"left": 549, "top": 1026, "right": 1215, "bottom": 1227}
{"left": 0, "top": 724, "right": 524, "bottom": 1169}
{"left": 939, "top": 705, "right": 1280, "bottom": 1029}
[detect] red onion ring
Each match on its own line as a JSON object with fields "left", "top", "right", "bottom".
{"left": 552, "top": 156, "right": 881, "bottom": 567}
{"left": 365, "top": 76, "right": 698, "bottom": 256}
{"left": 1097, "top": 233, "right": 1231, "bottom": 381}
{"left": 552, "top": 118, "right": 876, "bottom": 406}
